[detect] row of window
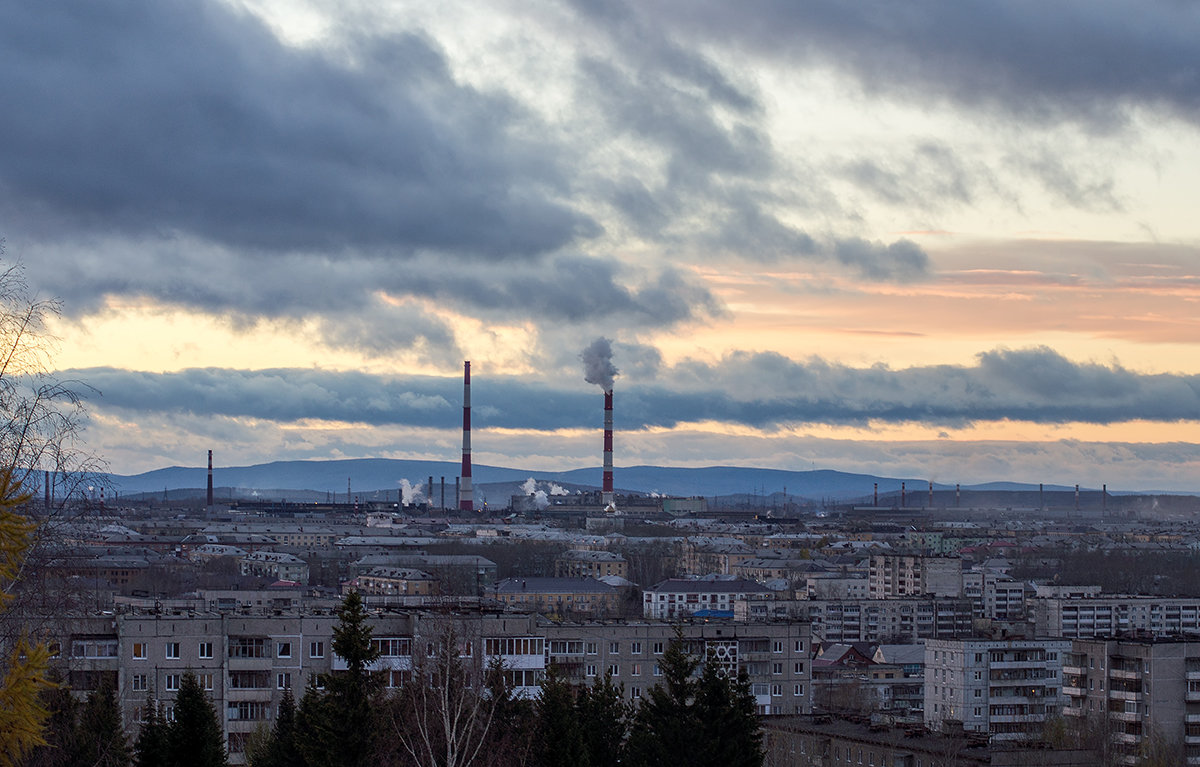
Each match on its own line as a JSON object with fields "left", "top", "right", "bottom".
{"left": 130, "top": 671, "right": 294, "bottom": 692}
{"left": 129, "top": 639, "right": 325, "bottom": 660}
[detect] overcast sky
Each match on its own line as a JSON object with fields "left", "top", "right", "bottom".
{"left": 6, "top": 0, "right": 1200, "bottom": 490}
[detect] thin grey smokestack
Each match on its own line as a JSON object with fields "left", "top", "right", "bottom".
{"left": 460, "top": 361, "right": 474, "bottom": 512}
{"left": 207, "top": 450, "right": 214, "bottom": 507}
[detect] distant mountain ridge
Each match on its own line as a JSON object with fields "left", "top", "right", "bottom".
{"left": 106, "top": 458, "right": 1086, "bottom": 502}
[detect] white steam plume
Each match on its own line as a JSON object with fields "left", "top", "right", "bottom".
{"left": 520, "top": 477, "right": 538, "bottom": 495}
{"left": 398, "top": 479, "right": 425, "bottom": 505}
{"left": 533, "top": 490, "right": 550, "bottom": 510}
{"left": 581, "top": 337, "right": 619, "bottom": 391}
{"left": 548, "top": 483, "right": 569, "bottom": 496}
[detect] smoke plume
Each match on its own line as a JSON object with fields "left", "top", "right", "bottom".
{"left": 398, "top": 478, "right": 425, "bottom": 505}
{"left": 520, "top": 477, "right": 538, "bottom": 495}
{"left": 581, "top": 337, "right": 619, "bottom": 391}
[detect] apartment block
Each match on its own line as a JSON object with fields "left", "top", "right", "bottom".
{"left": 924, "top": 637, "right": 1070, "bottom": 742}
{"left": 792, "top": 598, "right": 976, "bottom": 644}
{"left": 1063, "top": 637, "right": 1200, "bottom": 765}
{"left": 869, "top": 554, "right": 964, "bottom": 599}
{"left": 1033, "top": 596, "right": 1200, "bottom": 638}
{"left": 643, "top": 578, "right": 774, "bottom": 619}
{"left": 542, "top": 619, "right": 812, "bottom": 715}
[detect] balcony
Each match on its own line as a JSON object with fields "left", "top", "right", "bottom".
{"left": 1109, "top": 668, "right": 1141, "bottom": 681}
{"left": 1109, "top": 689, "right": 1144, "bottom": 702}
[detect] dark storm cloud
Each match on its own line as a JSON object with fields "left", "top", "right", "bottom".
{"left": 65, "top": 346, "right": 1200, "bottom": 431}
{"left": 29, "top": 244, "right": 721, "bottom": 338}
{"left": 647, "top": 0, "right": 1200, "bottom": 129}
{"left": 0, "top": 0, "right": 592, "bottom": 256}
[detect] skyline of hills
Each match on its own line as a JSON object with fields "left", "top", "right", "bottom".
{"left": 104, "top": 457, "right": 1129, "bottom": 504}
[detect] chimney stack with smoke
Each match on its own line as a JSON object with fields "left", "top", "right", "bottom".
{"left": 581, "top": 338, "right": 619, "bottom": 512}
{"left": 460, "top": 361, "right": 474, "bottom": 512}
{"left": 207, "top": 450, "right": 214, "bottom": 507}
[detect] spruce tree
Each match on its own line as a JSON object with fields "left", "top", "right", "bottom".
{"left": 134, "top": 698, "right": 169, "bottom": 767}
{"left": 75, "top": 681, "right": 132, "bottom": 767}
{"left": 625, "top": 637, "right": 699, "bottom": 767}
{"left": 296, "top": 592, "right": 380, "bottom": 767}
{"left": 577, "top": 672, "right": 627, "bottom": 767}
{"left": 535, "top": 666, "right": 587, "bottom": 767}
{"left": 167, "top": 672, "right": 228, "bottom": 767}
{"left": 252, "top": 686, "right": 301, "bottom": 767}
{"left": 694, "top": 665, "right": 762, "bottom": 767}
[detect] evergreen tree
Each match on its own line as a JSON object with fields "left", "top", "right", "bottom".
{"left": 577, "top": 672, "right": 627, "bottom": 767}
{"left": 75, "top": 682, "right": 132, "bottom": 767}
{"left": 296, "top": 592, "right": 380, "bottom": 767}
{"left": 625, "top": 637, "right": 699, "bottom": 767}
{"left": 134, "top": 698, "right": 169, "bottom": 767}
{"left": 693, "top": 664, "right": 762, "bottom": 767}
{"left": 167, "top": 672, "right": 228, "bottom": 767}
{"left": 535, "top": 666, "right": 586, "bottom": 767}
{"left": 23, "top": 682, "right": 79, "bottom": 767}
{"left": 251, "top": 686, "right": 301, "bottom": 767}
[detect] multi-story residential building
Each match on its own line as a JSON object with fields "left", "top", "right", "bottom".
{"left": 50, "top": 600, "right": 812, "bottom": 763}
{"left": 238, "top": 551, "right": 309, "bottom": 583}
{"left": 803, "top": 574, "right": 869, "bottom": 600}
{"left": 1063, "top": 637, "right": 1200, "bottom": 765}
{"left": 962, "top": 572, "right": 1029, "bottom": 621}
{"left": 924, "top": 637, "right": 1070, "bottom": 742}
{"left": 491, "top": 577, "right": 619, "bottom": 617}
{"left": 542, "top": 619, "right": 812, "bottom": 715}
{"left": 790, "top": 598, "right": 976, "bottom": 644}
{"left": 762, "top": 717, "right": 1096, "bottom": 767}
{"left": 643, "top": 578, "right": 774, "bottom": 619}
{"left": 1033, "top": 595, "right": 1200, "bottom": 638}
{"left": 677, "top": 538, "right": 757, "bottom": 576}
{"left": 869, "top": 554, "right": 963, "bottom": 599}
{"left": 554, "top": 549, "right": 628, "bottom": 579}
{"left": 350, "top": 566, "right": 436, "bottom": 597}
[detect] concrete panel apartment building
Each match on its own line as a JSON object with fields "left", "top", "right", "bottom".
{"left": 869, "top": 554, "right": 964, "bottom": 599}
{"left": 924, "top": 637, "right": 1071, "bottom": 742}
{"left": 1063, "top": 637, "right": 1200, "bottom": 765}
{"left": 54, "top": 601, "right": 811, "bottom": 763}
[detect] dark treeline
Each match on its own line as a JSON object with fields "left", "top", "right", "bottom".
{"left": 1013, "top": 549, "right": 1200, "bottom": 596}
{"left": 24, "top": 592, "right": 762, "bottom": 767}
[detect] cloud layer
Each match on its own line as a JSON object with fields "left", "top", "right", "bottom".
{"left": 66, "top": 346, "right": 1200, "bottom": 431}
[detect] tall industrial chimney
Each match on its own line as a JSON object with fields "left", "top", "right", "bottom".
{"left": 207, "top": 450, "right": 214, "bottom": 507}
{"left": 460, "top": 361, "right": 474, "bottom": 512}
{"left": 44, "top": 470, "right": 50, "bottom": 511}
{"left": 602, "top": 389, "right": 614, "bottom": 509}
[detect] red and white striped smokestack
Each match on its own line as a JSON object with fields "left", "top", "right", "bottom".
{"left": 459, "top": 361, "right": 474, "bottom": 512}
{"left": 602, "top": 389, "right": 614, "bottom": 508}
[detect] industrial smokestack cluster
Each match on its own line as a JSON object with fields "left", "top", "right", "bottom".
{"left": 460, "top": 361, "right": 474, "bottom": 512}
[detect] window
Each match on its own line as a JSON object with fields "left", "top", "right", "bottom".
{"left": 132, "top": 642, "right": 147, "bottom": 660}
{"left": 773, "top": 641, "right": 783, "bottom": 653}
{"left": 795, "top": 662, "right": 805, "bottom": 673}
{"left": 310, "top": 641, "right": 324, "bottom": 658}
{"left": 653, "top": 642, "right": 664, "bottom": 655}
{"left": 794, "top": 684, "right": 804, "bottom": 696}
{"left": 277, "top": 641, "right": 292, "bottom": 658}
{"left": 165, "top": 674, "right": 181, "bottom": 692}
{"left": 165, "top": 642, "right": 180, "bottom": 660}
{"left": 795, "top": 640, "right": 805, "bottom": 653}
{"left": 132, "top": 674, "right": 148, "bottom": 692}
{"left": 631, "top": 642, "right": 642, "bottom": 654}
{"left": 770, "top": 684, "right": 782, "bottom": 696}
{"left": 631, "top": 687, "right": 641, "bottom": 699}
{"left": 586, "top": 665, "right": 597, "bottom": 677}
{"left": 609, "top": 664, "right": 619, "bottom": 677}
{"left": 199, "top": 642, "right": 213, "bottom": 659}
{"left": 610, "top": 642, "right": 620, "bottom": 655}
{"left": 162, "top": 705, "right": 175, "bottom": 723}
{"left": 653, "top": 663, "right": 662, "bottom": 677}
{"left": 278, "top": 672, "right": 292, "bottom": 690}
{"left": 773, "top": 663, "right": 783, "bottom": 675}
{"left": 198, "top": 673, "right": 214, "bottom": 691}
{"left": 632, "top": 663, "right": 641, "bottom": 676}
{"left": 586, "top": 642, "right": 598, "bottom": 655}
{"left": 229, "top": 637, "right": 267, "bottom": 658}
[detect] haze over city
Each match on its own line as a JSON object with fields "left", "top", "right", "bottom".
{"left": 5, "top": 1, "right": 1200, "bottom": 490}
